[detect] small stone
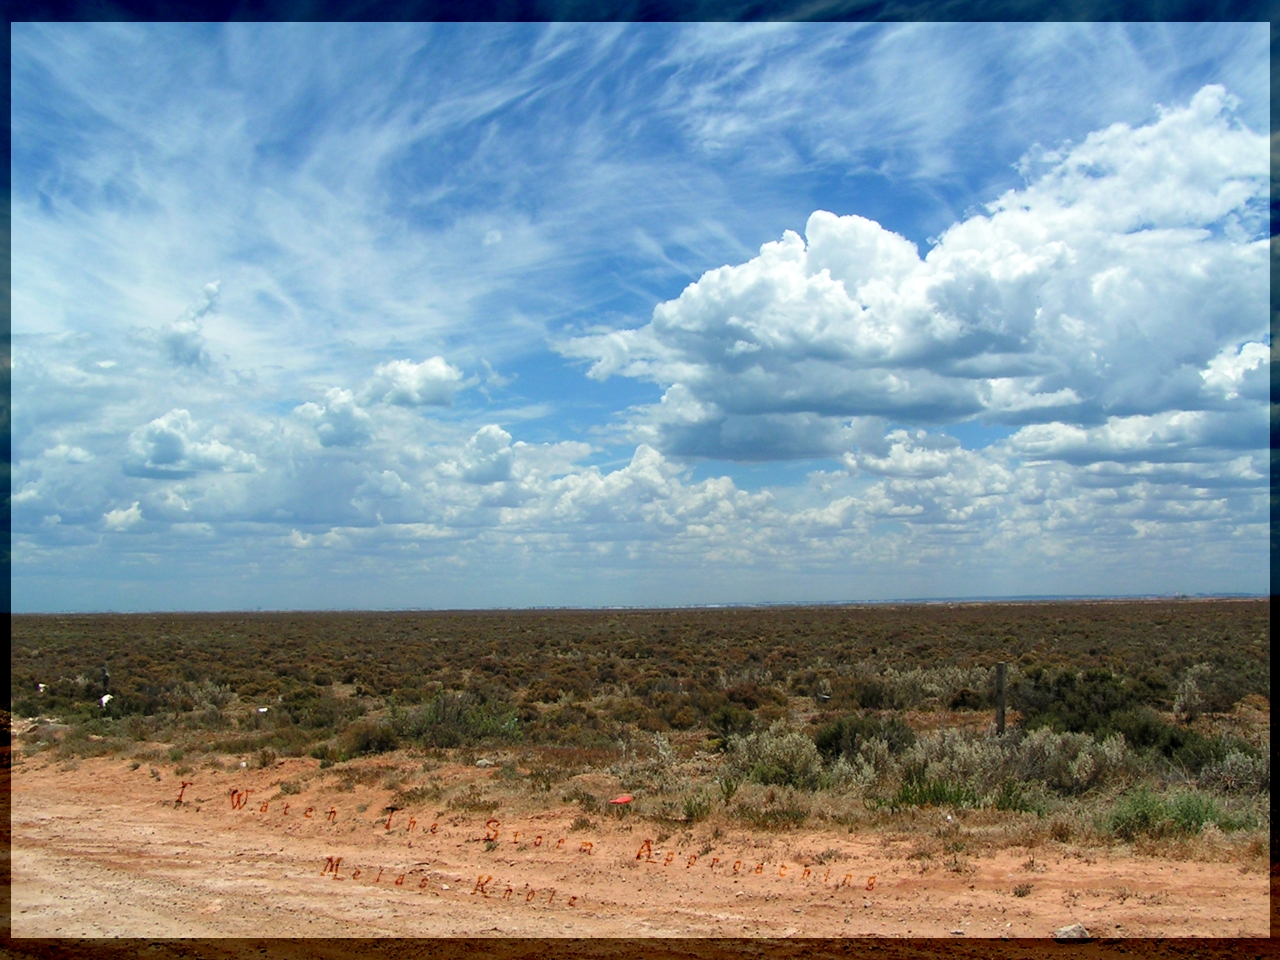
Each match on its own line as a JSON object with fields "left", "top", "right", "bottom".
{"left": 476, "top": 758, "right": 494, "bottom": 768}
{"left": 1054, "top": 923, "right": 1090, "bottom": 941}
{"left": 950, "top": 929, "right": 965, "bottom": 936}
{"left": 863, "top": 901, "right": 871, "bottom": 908}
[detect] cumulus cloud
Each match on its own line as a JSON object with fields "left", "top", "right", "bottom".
{"left": 355, "top": 469, "right": 413, "bottom": 501}
{"left": 12, "top": 483, "right": 41, "bottom": 505}
{"left": 561, "top": 86, "right": 1267, "bottom": 462}
{"left": 295, "top": 388, "right": 374, "bottom": 448}
{"left": 456, "top": 424, "right": 516, "bottom": 484}
{"left": 103, "top": 501, "right": 143, "bottom": 530}
{"left": 363, "top": 357, "right": 464, "bottom": 407}
{"left": 844, "top": 429, "right": 965, "bottom": 479}
{"left": 125, "top": 408, "right": 259, "bottom": 477}
{"left": 1005, "top": 409, "right": 1267, "bottom": 466}
{"left": 1200, "top": 341, "right": 1268, "bottom": 401}
{"left": 158, "top": 282, "right": 220, "bottom": 369}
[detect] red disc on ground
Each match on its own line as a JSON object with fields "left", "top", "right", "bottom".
{"left": 608, "top": 795, "right": 632, "bottom": 804}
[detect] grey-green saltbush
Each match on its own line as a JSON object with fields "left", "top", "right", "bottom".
{"left": 1198, "top": 750, "right": 1269, "bottom": 794}
{"left": 728, "top": 721, "right": 824, "bottom": 790}
{"left": 1009, "top": 727, "right": 1130, "bottom": 795}
{"left": 892, "top": 725, "right": 1132, "bottom": 802}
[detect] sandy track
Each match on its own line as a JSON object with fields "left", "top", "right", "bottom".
{"left": 9, "top": 755, "right": 1269, "bottom": 939}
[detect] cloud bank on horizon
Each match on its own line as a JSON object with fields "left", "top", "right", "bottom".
{"left": 10, "top": 23, "right": 1269, "bottom": 611}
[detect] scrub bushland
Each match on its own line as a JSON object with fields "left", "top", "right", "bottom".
{"left": 11, "top": 599, "right": 1269, "bottom": 855}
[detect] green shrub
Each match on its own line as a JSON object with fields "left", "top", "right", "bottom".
{"left": 708, "top": 704, "right": 755, "bottom": 744}
{"left": 717, "top": 775, "right": 740, "bottom": 803}
{"left": 1198, "top": 751, "right": 1269, "bottom": 794}
{"left": 949, "top": 687, "right": 985, "bottom": 710}
{"left": 813, "top": 714, "right": 915, "bottom": 763}
{"left": 1106, "top": 788, "right": 1168, "bottom": 840}
{"left": 1015, "top": 668, "right": 1141, "bottom": 736}
{"left": 828, "top": 676, "right": 888, "bottom": 710}
{"left": 731, "top": 722, "right": 823, "bottom": 790}
{"left": 1105, "top": 788, "right": 1246, "bottom": 840}
{"left": 309, "top": 743, "right": 338, "bottom": 763}
{"left": 1010, "top": 727, "right": 1129, "bottom": 795}
{"left": 1172, "top": 664, "right": 1211, "bottom": 723}
{"left": 1166, "top": 791, "right": 1220, "bottom": 834}
{"left": 991, "top": 778, "right": 1045, "bottom": 815}
{"left": 1109, "top": 708, "right": 1238, "bottom": 775}
{"left": 891, "top": 773, "right": 977, "bottom": 810}
{"left": 397, "top": 691, "right": 520, "bottom": 748}
{"left": 340, "top": 719, "right": 399, "bottom": 757}
{"left": 682, "top": 792, "right": 712, "bottom": 823}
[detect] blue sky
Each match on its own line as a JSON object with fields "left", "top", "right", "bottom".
{"left": 10, "top": 23, "right": 1270, "bottom": 611}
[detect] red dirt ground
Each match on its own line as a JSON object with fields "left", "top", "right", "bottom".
{"left": 9, "top": 754, "right": 1269, "bottom": 939}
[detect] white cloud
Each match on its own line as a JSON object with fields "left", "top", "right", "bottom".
{"left": 1005, "top": 409, "right": 1267, "bottom": 466}
{"left": 456, "top": 424, "right": 516, "bottom": 484}
{"left": 294, "top": 388, "right": 374, "bottom": 448}
{"left": 364, "top": 357, "right": 464, "bottom": 407}
{"left": 356, "top": 469, "right": 412, "bottom": 501}
{"left": 287, "top": 529, "right": 313, "bottom": 549}
{"left": 125, "top": 408, "right": 259, "bottom": 477}
{"left": 103, "top": 501, "right": 143, "bottom": 530}
{"left": 12, "top": 483, "right": 42, "bottom": 505}
{"left": 1201, "top": 340, "right": 1268, "bottom": 400}
{"left": 158, "top": 281, "right": 219, "bottom": 369}
{"left": 8, "top": 28, "right": 1269, "bottom": 608}
{"left": 42, "top": 444, "right": 94, "bottom": 463}
{"left": 562, "top": 85, "right": 1267, "bottom": 461}
{"left": 844, "top": 429, "right": 964, "bottom": 479}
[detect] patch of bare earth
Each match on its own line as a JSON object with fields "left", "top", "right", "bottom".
{"left": 9, "top": 754, "right": 1267, "bottom": 938}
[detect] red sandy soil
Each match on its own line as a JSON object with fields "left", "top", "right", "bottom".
{"left": 9, "top": 754, "right": 1268, "bottom": 939}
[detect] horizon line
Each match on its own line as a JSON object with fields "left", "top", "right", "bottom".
{"left": 10, "top": 592, "right": 1268, "bottom": 616}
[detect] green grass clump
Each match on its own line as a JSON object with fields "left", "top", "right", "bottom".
{"left": 682, "top": 792, "right": 712, "bottom": 823}
{"left": 891, "top": 773, "right": 977, "bottom": 811}
{"left": 394, "top": 691, "right": 520, "bottom": 749}
{"left": 991, "top": 778, "right": 1046, "bottom": 816}
{"left": 1106, "top": 788, "right": 1251, "bottom": 840}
